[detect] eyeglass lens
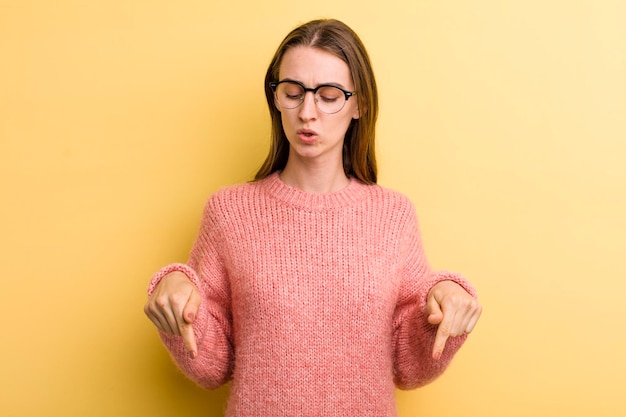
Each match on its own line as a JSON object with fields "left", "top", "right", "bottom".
{"left": 275, "top": 82, "right": 347, "bottom": 114}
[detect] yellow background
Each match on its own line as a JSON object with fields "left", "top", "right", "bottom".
{"left": 1, "top": 1, "right": 625, "bottom": 416}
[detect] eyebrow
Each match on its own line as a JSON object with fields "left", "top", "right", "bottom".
{"left": 279, "top": 78, "right": 349, "bottom": 90}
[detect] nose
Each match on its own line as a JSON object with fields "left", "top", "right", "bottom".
{"left": 298, "top": 91, "right": 318, "bottom": 121}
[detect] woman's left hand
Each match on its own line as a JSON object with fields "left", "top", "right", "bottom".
{"left": 426, "top": 280, "right": 482, "bottom": 360}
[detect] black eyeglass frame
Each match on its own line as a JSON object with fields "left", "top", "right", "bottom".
{"left": 269, "top": 80, "right": 357, "bottom": 112}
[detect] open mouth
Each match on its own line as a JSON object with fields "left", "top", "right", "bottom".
{"left": 298, "top": 129, "right": 318, "bottom": 139}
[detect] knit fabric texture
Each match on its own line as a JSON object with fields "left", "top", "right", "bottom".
{"left": 148, "top": 172, "right": 476, "bottom": 417}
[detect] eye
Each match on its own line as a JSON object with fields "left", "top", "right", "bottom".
{"left": 317, "top": 86, "right": 342, "bottom": 103}
{"left": 320, "top": 96, "right": 339, "bottom": 103}
{"left": 281, "top": 83, "right": 304, "bottom": 100}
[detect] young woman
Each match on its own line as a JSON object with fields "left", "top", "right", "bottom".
{"left": 145, "top": 18, "right": 481, "bottom": 417}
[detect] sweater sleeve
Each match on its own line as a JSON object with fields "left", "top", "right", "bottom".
{"left": 392, "top": 203, "right": 477, "bottom": 390}
{"left": 147, "top": 195, "right": 234, "bottom": 390}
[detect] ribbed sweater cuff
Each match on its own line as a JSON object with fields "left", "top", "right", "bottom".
{"left": 417, "top": 270, "right": 478, "bottom": 305}
{"left": 147, "top": 263, "right": 201, "bottom": 297}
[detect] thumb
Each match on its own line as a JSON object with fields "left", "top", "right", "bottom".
{"left": 183, "top": 288, "right": 201, "bottom": 324}
{"left": 180, "top": 289, "right": 201, "bottom": 359}
{"left": 427, "top": 293, "right": 443, "bottom": 325}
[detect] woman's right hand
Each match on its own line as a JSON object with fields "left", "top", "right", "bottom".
{"left": 144, "top": 271, "right": 201, "bottom": 359}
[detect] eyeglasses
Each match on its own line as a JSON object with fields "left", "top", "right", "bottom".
{"left": 269, "top": 80, "right": 357, "bottom": 114}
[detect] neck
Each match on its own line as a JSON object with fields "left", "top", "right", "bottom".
{"left": 280, "top": 157, "right": 350, "bottom": 194}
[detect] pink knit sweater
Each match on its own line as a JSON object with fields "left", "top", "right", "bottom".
{"left": 148, "top": 172, "right": 476, "bottom": 416}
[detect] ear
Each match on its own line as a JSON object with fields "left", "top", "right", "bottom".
{"left": 274, "top": 97, "right": 283, "bottom": 113}
{"left": 352, "top": 98, "right": 366, "bottom": 120}
{"left": 352, "top": 105, "right": 361, "bottom": 119}
{"left": 352, "top": 105, "right": 361, "bottom": 120}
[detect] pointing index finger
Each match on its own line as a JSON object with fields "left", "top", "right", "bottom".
{"left": 432, "top": 331, "right": 448, "bottom": 361}
{"left": 180, "top": 322, "right": 198, "bottom": 359}
{"left": 432, "top": 308, "right": 456, "bottom": 360}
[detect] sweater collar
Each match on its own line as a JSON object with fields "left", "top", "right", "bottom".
{"left": 261, "top": 172, "right": 371, "bottom": 211}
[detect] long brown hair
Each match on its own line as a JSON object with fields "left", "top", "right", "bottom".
{"left": 255, "top": 19, "right": 379, "bottom": 184}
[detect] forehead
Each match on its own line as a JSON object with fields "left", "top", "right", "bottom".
{"left": 278, "top": 46, "right": 353, "bottom": 87}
